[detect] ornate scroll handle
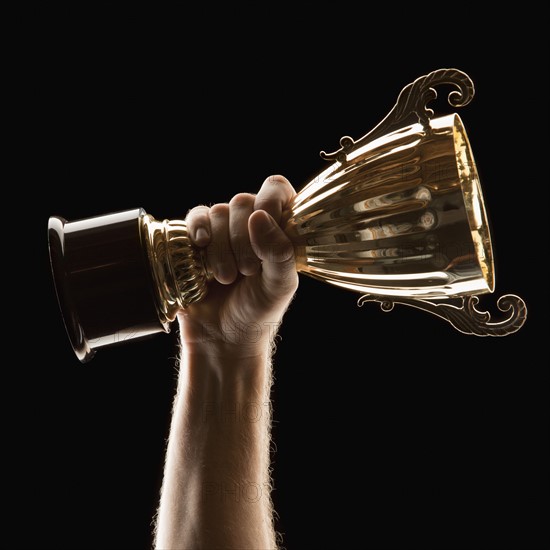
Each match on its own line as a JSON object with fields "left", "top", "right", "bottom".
{"left": 320, "top": 68, "right": 475, "bottom": 163}
{"left": 357, "top": 295, "right": 527, "bottom": 337}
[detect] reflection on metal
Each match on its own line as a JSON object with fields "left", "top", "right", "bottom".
{"left": 49, "top": 68, "right": 528, "bottom": 363}
{"left": 285, "top": 68, "right": 526, "bottom": 336}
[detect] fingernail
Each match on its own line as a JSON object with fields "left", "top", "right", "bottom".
{"left": 194, "top": 227, "right": 209, "bottom": 245}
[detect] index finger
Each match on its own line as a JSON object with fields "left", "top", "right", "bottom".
{"left": 254, "top": 175, "right": 296, "bottom": 225}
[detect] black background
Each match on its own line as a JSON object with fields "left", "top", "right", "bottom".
{"left": 11, "top": 6, "right": 549, "bottom": 550}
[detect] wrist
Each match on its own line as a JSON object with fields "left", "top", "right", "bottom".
{"left": 178, "top": 315, "right": 279, "bottom": 361}
{"left": 181, "top": 339, "right": 271, "bottom": 365}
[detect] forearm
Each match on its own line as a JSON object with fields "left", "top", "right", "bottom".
{"left": 154, "top": 344, "right": 277, "bottom": 550}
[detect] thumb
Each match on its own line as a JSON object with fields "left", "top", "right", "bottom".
{"left": 249, "top": 209, "right": 298, "bottom": 298}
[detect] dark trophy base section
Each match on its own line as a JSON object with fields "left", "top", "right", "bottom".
{"left": 48, "top": 209, "right": 167, "bottom": 363}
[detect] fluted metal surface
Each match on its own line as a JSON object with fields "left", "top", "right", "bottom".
{"left": 285, "top": 114, "right": 494, "bottom": 299}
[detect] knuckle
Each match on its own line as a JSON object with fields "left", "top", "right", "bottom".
{"left": 209, "top": 203, "right": 229, "bottom": 217}
{"left": 266, "top": 174, "right": 290, "bottom": 186}
{"left": 186, "top": 205, "right": 210, "bottom": 224}
{"left": 230, "top": 193, "right": 255, "bottom": 208}
{"left": 254, "top": 196, "right": 275, "bottom": 211}
{"left": 256, "top": 175, "right": 295, "bottom": 212}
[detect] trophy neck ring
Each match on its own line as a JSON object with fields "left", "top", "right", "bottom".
{"left": 141, "top": 215, "right": 209, "bottom": 323}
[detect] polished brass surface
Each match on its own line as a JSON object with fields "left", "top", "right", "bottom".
{"left": 285, "top": 113, "right": 494, "bottom": 299}
{"left": 281, "top": 68, "right": 526, "bottom": 336}
{"left": 141, "top": 215, "right": 209, "bottom": 322}
{"left": 49, "top": 68, "right": 527, "bottom": 362}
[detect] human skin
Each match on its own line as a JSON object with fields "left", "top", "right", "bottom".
{"left": 154, "top": 175, "right": 298, "bottom": 549}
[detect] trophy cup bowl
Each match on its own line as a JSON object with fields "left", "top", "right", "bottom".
{"left": 48, "top": 69, "right": 527, "bottom": 363}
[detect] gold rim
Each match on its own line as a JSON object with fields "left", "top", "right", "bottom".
{"left": 453, "top": 114, "right": 495, "bottom": 293}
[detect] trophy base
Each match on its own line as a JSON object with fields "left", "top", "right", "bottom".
{"left": 48, "top": 210, "right": 169, "bottom": 363}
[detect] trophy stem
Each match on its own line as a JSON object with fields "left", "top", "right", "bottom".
{"left": 141, "top": 215, "right": 210, "bottom": 322}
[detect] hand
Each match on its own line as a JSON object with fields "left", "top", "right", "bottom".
{"left": 178, "top": 175, "right": 299, "bottom": 357}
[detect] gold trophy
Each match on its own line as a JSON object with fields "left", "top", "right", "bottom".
{"left": 48, "top": 69, "right": 527, "bottom": 362}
